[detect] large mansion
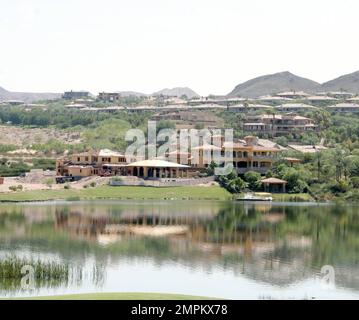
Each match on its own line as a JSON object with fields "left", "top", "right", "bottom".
{"left": 56, "top": 136, "right": 283, "bottom": 180}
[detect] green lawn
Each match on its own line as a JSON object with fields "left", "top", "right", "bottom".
{"left": 0, "top": 185, "right": 232, "bottom": 202}
{"left": 271, "top": 193, "right": 314, "bottom": 202}
{"left": 10, "top": 292, "right": 218, "bottom": 300}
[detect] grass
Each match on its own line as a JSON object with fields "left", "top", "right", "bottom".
{"left": 0, "top": 256, "right": 69, "bottom": 280}
{"left": 0, "top": 256, "right": 71, "bottom": 292}
{"left": 11, "top": 292, "right": 218, "bottom": 300}
{"left": 0, "top": 185, "right": 232, "bottom": 202}
{"left": 271, "top": 193, "right": 314, "bottom": 202}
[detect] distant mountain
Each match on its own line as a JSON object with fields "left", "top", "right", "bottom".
{"left": 115, "top": 91, "right": 148, "bottom": 97}
{"left": 227, "top": 71, "right": 321, "bottom": 98}
{"left": 321, "top": 71, "right": 359, "bottom": 93}
{"left": 152, "top": 87, "right": 200, "bottom": 99}
{"left": 0, "top": 86, "right": 61, "bottom": 103}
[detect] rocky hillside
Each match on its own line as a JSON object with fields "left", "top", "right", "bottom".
{"left": 321, "top": 71, "right": 359, "bottom": 93}
{"left": 227, "top": 71, "right": 321, "bottom": 98}
{"left": 152, "top": 87, "right": 200, "bottom": 99}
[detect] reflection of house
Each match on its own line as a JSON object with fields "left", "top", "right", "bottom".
{"left": 244, "top": 113, "right": 316, "bottom": 137}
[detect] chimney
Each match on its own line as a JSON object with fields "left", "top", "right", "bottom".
{"left": 244, "top": 136, "right": 258, "bottom": 146}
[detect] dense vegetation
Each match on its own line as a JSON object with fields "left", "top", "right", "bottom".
{"left": 1, "top": 102, "right": 359, "bottom": 200}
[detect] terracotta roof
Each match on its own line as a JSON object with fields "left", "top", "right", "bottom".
{"left": 191, "top": 144, "right": 222, "bottom": 151}
{"left": 283, "top": 157, "right": 302, "bottom": 162}
{"left": 98, "top": 149, "right": 125, "bottom": 157}
{"left": 126, "top": 159, "right": 190, "bottom": 168}
{"left": 261, "top": 177, "right": 287, "bottom": 184}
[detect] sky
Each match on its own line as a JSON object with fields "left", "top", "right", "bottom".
{"left": 0, "top": 0, "right": 359, "bottom": 96}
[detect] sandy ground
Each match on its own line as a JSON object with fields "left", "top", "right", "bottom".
{"left": 0, "top": 125, "right": 82, "bottom": 146}
{"left": 0, "top": 176, "right": 110, "bottom": 193}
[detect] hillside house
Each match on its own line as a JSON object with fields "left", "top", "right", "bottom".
{"left": 63, "top": 91, "right": 90, "bottom": 100}
{"left": 327, "top": 103, "right": 359, "bottom": 113}
{"left": 243, "top": 113, "right": 316, "bottom": 137}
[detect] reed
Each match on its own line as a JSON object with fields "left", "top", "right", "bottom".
{"left": 0, "top": 256, "right": 71, "bottom": 293}
{"left": 0, "top": 256, "right": 69, "bottom": 280}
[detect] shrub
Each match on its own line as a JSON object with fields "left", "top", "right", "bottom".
{"left": 244, "top": 171, "right": 262, "bottom": 191}
{"left": 350, "top": 176, "right": 359, "bottom": 188}
{"left": 329, "top": 180, "right": 350, "bottom": 194}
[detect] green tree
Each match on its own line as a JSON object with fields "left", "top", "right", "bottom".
{"left": 244, "top": 171, "right": 262, "bottom": 191}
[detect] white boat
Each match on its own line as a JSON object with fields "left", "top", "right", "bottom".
{"left": 237, "top": 193, "right": 273, "bottom": 201}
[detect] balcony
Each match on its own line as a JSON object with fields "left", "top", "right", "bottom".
{"left": 236, "top": 167, "right": 270, "bottom": 174}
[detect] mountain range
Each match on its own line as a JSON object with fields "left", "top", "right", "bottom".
{"left": 0, "top": 86, "right": 61, "bottom": 103}
{"left": 1, "top": 71, "right": 359, "bottom": 102}
{"left": 227, "top": 71, "right": 359, "bottom": 97}
{"left": 116, "top": 87, "right": 200, "bottom": 99}
{"left": 152, "top": 87, "right": 200, "bottom": 99}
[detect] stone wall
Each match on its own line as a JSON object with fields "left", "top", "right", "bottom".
{"left": 109, "top": 176, "right": 215, "bottom": 187}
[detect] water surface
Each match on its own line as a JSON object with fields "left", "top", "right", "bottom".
{"left": 0, "top": 200, "right": 358, "bottom": 299}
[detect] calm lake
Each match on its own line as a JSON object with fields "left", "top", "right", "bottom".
{"left": 0, "top": 200, "right": 358, "bottom": 299}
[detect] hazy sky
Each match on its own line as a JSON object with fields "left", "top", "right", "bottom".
{"left": 0, "top": 0, "right": 358, "bottom": 95}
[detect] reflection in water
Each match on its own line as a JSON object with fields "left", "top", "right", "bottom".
{"left": 0, "top": 201, "right": 358, "bottom": 298}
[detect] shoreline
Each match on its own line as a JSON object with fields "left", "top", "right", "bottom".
{"left": 0, "top": 185, "right": 233, "bottom": 203}
{"left": 2, "top": 292, "right": 219, "bottom": 300}
{"left": 0, "top": 185, "right": 319, "bottom": 203}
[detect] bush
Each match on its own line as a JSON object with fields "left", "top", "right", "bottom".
{"left": 0, "top": 160, "right": 30, "bottom": 177}
{"left": 244, "top": 171, "right": 262, "bottom": 191}
{"left": 32, "top": 158, "right": 56, "bottom": 170}
{"left": 350, "top": 176, "right": 359, "bottom": 188}
{"left": 218, "top": 170, "right": 248, "bottom": 193}
{"left": 8, "top": 185, "right": 23, "bottom": 192}
{"left": 329, "top": 180, "right": 350, "bottom": 194}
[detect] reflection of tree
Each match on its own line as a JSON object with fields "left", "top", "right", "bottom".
{"left": 0, "top": 202, "right": 358, "bottom": 291}
{"left": 206, "top": 204, "right": 263, "bottom": 243}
